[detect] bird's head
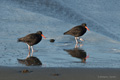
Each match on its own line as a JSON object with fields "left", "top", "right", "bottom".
{"left": 37, "top": 31, "right": 46, "bottom": 39}
{"left": 82, "top": 23, "right": 90, "bottom": 31}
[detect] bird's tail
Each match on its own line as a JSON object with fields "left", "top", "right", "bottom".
{"left": 17, "top": 38, "right": 23, "bottom": 42}
{"left": 63, "top": 31, "right": 68, "bottom": 35}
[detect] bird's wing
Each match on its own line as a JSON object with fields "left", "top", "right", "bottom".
{"left": 64, "top": 26, "right": 81, "bottom": 35}
{"left": 23, "top": 34, "right": 38, "bottom": 42}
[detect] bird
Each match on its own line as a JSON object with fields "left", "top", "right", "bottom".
{"left": 64, "top": 23, "right": 90, "bottom": 44}
{"left": 18, "top": 31, "right": 46, "bottom": 58}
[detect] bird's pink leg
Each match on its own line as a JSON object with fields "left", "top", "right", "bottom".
{"left": 31, "top": 46, "right": 34, "bottom": 56}
{"left": 26, "top": 44, "right": 31, "bottom": 58}
{"left": 75, "top": 37, "right": 78, "bottom": 44}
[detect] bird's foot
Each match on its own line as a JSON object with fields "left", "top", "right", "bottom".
{"left": 80, "top": 38, "right": 84, "bottom": 41}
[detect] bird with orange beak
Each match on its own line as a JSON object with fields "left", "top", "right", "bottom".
{"left": 64, "top": 23, "right": 90, "bottom": 44}
{"left": 18, "top": 31, "right": 46, "bottom": 58}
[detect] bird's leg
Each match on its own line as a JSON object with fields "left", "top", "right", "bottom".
{"left": 27, "top": 52, "right": 30, "bottom": 58}
{"left": 79, "top": 37, "right": 84, "bottom": 41}
{"left": 75, "top": 37, "right": 78, "bottom": 44}
{"left": 26, "top": 44, "right": 31, "bottom": 58}
{"left": 31, "top": 46, "right": 34, "bottom": 56}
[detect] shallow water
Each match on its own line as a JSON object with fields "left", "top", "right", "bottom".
{"left": 0, "top": 0, "right": 120, "bottom": 68}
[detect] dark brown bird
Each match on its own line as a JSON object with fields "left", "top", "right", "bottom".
{"left": 18, "top": 31, "right": 46, "bottom": 58}
{"left": 64, "top": 23, "right": 90, "bottom": 44}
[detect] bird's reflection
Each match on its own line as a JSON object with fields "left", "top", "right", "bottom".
{"left": 17, "top": 56, "right": 42, "bottom": 66}
{"left": 64, "top": 48, "right": 89, "bottom": 63}
{"left": 75, "top": 43, "right": 83, "bottom": 48}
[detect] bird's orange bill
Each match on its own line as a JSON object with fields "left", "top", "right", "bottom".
{"left": 85, "top": 26, "right": 90, "bottom": 31}
{"left": 41, "top": 34, "right": 46, "bottom": 39}
{"left": 85, "top": 54, "right": 89, "bottom": 59}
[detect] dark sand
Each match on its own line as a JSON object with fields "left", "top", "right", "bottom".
{"left": 0, "top": 66, "right": 120, "bottom": 80}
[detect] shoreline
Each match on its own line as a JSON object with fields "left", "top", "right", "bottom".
{"left": 0, "top": 66, "right": 120, "bottom": 80}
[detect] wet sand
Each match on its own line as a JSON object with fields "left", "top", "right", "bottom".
{"left": 0, "top": 66, "right": 120, "bottom": 80}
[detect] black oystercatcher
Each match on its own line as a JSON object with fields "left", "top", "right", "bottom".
{"left": 64, "top": 23, "right": 90, "bottom": 44}
{"left": 18, "top": 31, "right": 46, "bottom": 58}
